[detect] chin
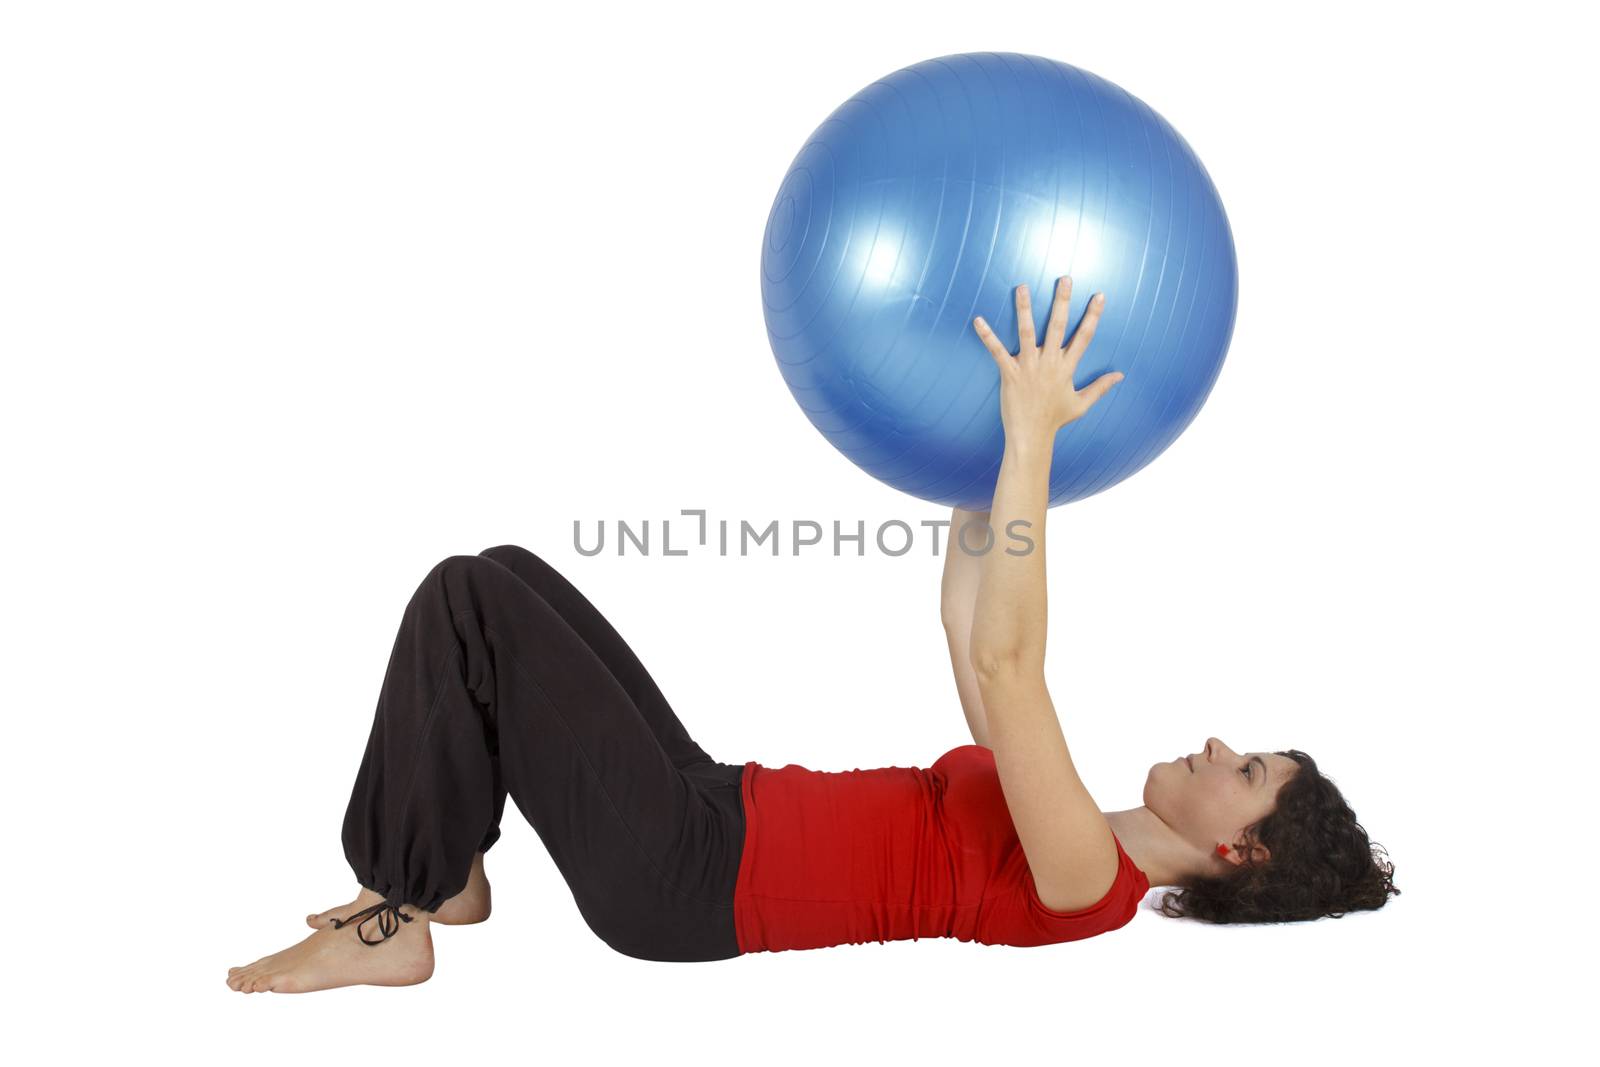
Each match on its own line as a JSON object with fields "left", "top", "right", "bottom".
{"left": 1142, "top": 763, "right": 1163, "bottom": 805}
{"left": 1146, "top": 758, "right": 1181, "bottom": 781}
{"left": 1143, "top": 759, "right": 1180, "bottom": 808}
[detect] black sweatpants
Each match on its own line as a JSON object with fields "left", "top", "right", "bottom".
{"left": 340, "top": 545, "right": 746, "bottom": 962}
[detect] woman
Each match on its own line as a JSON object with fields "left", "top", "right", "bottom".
{"left": 226, "top": 278, "right": 1398, "bottom": 993}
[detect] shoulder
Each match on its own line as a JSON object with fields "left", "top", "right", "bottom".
{"left": 1030, "top": 817, "right": 1124, "bottom": 913}
{"left": 1025, "top": 833, "right": 1150, "bottom": 929}
{"left": 932, "top": 743, "right": 993, "bottom": 769}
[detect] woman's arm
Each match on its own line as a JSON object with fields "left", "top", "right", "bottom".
{"left": 968, "top": 277, "right": 1125, "bottom": 912}
{"left": 941, "top": 506, "right": 993, "bottom": 747}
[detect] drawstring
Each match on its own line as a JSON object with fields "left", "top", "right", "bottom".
{"left": 329, "top": 900, "right": 414, "bottom": 945}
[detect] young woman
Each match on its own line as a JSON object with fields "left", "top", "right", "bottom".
{"left": 226, "top": 277, "right": 1398, "bottom": 993}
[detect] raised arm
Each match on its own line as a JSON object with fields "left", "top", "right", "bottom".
{"left": 942, "top": 506, "right": 993, "bottom": 746}
{"left": 968, "top": 276, "right": 1125, "bottom": 912}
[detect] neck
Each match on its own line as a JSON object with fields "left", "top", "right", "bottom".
{"left": 1102, "top": 806, "right": 1212, "bottom": 888}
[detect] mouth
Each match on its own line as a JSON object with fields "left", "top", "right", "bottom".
{"left": 1185, "top": 755, "right": 1194, "bottom": 772}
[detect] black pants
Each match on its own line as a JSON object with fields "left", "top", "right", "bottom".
{"left": 341, "top": 545, "right": 746, "bottom": 962}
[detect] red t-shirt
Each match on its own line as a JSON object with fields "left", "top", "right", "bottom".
{"left": 733, "top": 744, "right": 1150, "bottom": 953}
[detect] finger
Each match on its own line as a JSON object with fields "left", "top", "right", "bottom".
{"left": 972, "top": 317, "right": 1014, "bottom": 372}
{"left": 1042, "top": 276, "right": 1073, "bottom": 352}
{"left": 1014, "top": 284, "right": 1036, "bottom": 355}
{"left": 1065, "top": 292, "right": 1106, "bottom": 370}
{"left": 1079, "top": 370, "right": 1124, "bottom": 409}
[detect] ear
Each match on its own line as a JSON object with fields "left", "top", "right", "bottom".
{"left": 1220, "top": 837, "right": 1271, "bottom": 868}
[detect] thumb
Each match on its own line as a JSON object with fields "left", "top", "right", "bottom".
{"left": 1080, "top": 371, "right": 1125, "bottom": 408}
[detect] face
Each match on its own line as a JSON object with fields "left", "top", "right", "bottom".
{"left": 1144, "top": 737, "right": 1300, "bottom": 859}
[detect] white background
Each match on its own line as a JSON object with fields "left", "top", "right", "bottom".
{"left": 3, "top": 0, "right": 1594, "bottom": 1061}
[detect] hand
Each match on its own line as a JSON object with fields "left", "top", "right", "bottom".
{"left": 972, "top": 277, "right": 1123, "bottom": 444}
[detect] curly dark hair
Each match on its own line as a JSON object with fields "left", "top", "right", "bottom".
{"left": 1157, "top": 749, "right": 1399, "bottom": 924}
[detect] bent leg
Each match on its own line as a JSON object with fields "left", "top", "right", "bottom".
{"left": 472, "top": 545, "right": 743, "bottom": 855}
{"left": 341, "top": 554, "right": 742, "bottom": 961}
{"left": 476, "top": 543, "right": 718, "bottom": 769}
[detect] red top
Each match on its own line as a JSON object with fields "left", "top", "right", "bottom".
{"left": 733, "top": 744, "right": 1150, "bottom": 953}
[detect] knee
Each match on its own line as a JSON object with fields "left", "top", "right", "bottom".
{"left": 420, "top": 553, "right": 513, "bottom": 599}
{"left": 432, "top": 553, "right": 500, "bottom": 577}
{"left": 479, "top": 544, "right": 563, "bottom": 590}
{"left": 478, "top": 543, "right": 542, "bottom": 569}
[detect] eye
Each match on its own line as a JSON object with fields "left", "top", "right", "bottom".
{"left": 1240, "top": 763, "right": 1252, "bottom": 780}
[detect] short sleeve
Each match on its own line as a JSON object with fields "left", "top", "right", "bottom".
{"left": 1017, "top": 834, "right": 1150, "bottom": 941}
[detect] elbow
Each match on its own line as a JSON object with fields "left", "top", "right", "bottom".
{"left": 969, "top": 644, "right": 1041, "bottom": 685}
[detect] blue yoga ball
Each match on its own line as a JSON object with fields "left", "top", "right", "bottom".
{"left": 760, "top": 53, "right": 1239, "bottom": 508}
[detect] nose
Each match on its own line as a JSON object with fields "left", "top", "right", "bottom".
{"left": 1204, "top": 737, "right": 1233, "bottom": 762}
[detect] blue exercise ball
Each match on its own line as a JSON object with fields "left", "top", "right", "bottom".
{"left": 760, "top": 53, "right": 1239, "bottom": 508}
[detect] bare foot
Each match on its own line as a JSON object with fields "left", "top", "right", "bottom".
{"left": 308, "top": 853, "right": 492, "bottom": 930}
{"left": 226, "top": 906, "right": 433, "bottom": 993}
